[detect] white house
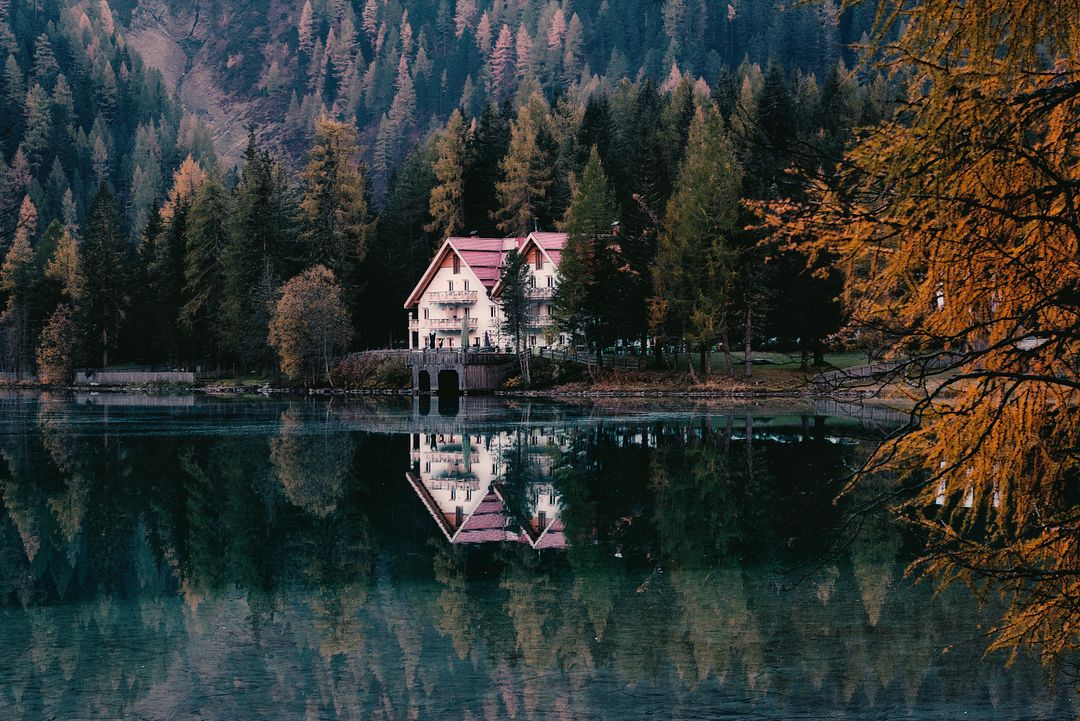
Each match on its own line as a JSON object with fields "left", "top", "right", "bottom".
{"left": 403, "top": 232, "right": 568, "bottom": 351}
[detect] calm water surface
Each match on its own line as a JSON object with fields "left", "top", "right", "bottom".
{"left": 0, "top": 392, "right": 1073, "bottom": 720}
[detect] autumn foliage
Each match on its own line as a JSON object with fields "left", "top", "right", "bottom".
{"left": 765, "top": 0, "right": 1080, "bottom": 671}
{"left": 268, "top": 265, "right": 352, "bottom": 386}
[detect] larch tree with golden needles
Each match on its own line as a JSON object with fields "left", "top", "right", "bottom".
{"left": 297, "top": 117, "right": 372, "bottom": 292}
{"left": 426, "top": 108, "right": 470, "bottom": 239}
{"left": 767, "top": 0, "right": 1080, "bottom": 673}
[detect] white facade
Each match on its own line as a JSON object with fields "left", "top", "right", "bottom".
{"left": 405, "top": 233, "right": 567, "bottom": 351}
{"left": 409, "top": 253, "right": 500, "bottom": 351}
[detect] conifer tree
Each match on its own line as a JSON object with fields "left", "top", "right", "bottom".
{"left": 494, "top": 93, "right": 553, "bottom": 235}
{"left": 180, "top": 169, "right": 229, "bottom": 361}
{"left": 425, "top": 109, "right": 469, "bottom": 239}
{"left": 81, "top": 183, "right": 128, "bottom": 367}
{"left": 553, "top": 147, "right": 622, "bottom": 367}
{"left": 223, "top": 130, "right": 294, "bottom": 367}
{"left": 297, "top": 117, "right": 371, "bottom": 293}
{"left": 651, "top": 105, "right": 741, "bottom": 376}
{"left": 0, "top": 197, "right": 38, "bottom": 375}
{"left": 498, "top": 248, "right": 533, "bottom": 384}
{"left": 490, "top": 24, "right": 516, "bottom": 102}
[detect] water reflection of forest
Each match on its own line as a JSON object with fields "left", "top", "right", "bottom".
{"left": 0, "top": 394, "right": 1073, "bottom": 720}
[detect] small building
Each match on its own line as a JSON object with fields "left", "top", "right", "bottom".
{"left": 403, "top": 232, "right": 568, "bottom": 351}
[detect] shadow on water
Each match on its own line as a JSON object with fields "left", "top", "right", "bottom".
{"left": 0, "top": 392, "right": 1072, "bottom": 720}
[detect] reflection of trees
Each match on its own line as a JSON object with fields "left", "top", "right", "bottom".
{"left": 0, "top": 401, "right": 1072, "bottom": 719}
{"left": 270, "top": 405, "right": 356, "bottom": 518}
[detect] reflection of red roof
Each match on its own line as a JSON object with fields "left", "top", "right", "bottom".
{"left": 454, "top": 490, "right": 516, "bottom": 543}
{"left": 405, "top": 471, "right": 567, "bottom": 550}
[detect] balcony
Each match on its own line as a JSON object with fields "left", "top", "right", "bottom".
{"left": 529, "top": 315, "right": 555, "bottom": 327}
{"left": 429, "top": 317, "right": 479, "bottom": 330}
{"left": 526, "top": 287, "right": 555, "bottom": 299}
{"left": 408, "top": 318, "right": 420, "bottom": 331}
{"left": 427, "top": 290, "right": 478, "bottom": 304}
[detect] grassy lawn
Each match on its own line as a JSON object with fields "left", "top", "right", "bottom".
{"left": 662, "top": 350, "right": 867, "bottom": 374}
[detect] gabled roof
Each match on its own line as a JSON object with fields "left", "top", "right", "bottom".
{"left": 404, "top": 233, "right": 569, "bottom": 308}
{"left": 404, "top": 236, "right": 516, "bottom": 308}
{"left": 490, "top": 231, "right": 569, "bottom": 298}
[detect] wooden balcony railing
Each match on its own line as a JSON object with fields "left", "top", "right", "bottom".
{"left": 427, "top": 290, "right": 478, "bottom": 303}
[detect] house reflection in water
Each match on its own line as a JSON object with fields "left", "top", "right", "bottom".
{"left": 406, "top": 430, "right": 567, "bottom": 548}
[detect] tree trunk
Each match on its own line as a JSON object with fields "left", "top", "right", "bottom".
{"left": 800, "top": 347, "right": 810, "bottom": 372}
{"left": 686, "top": 339, "right": 698, "bottom": 384}
{"left": 743, "top": 311, "right": 752, "bottom": 378}
{"left": 722, "top": 333, "right": 733, "bottom": 375}
{"left": 813, "top": 343, "right": 825, "bottom": 367}
{"left": 101, "top": 329, "right": 108, "bottom": 368}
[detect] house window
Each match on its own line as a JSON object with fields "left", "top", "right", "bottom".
{"left": 536, "top": 252, "right": 544, "bottom": 270}
{"left": 464, "top": 280, "right": 469, "bottom": 291}
{"left": 423, "top": 307, "right": 429, "bottom": 319}
{"left": 529, "top": 276, "right": 536, "bottom": 287}
{"left": 530, "top": 335, "right": 537, "bottom": 346}
{"left": 455, "top": 506, "right": 463, "bottom": 526}
{"left": 547, "top": 275, "right": 554, "bottom": 288}
{"left": 466, "top": 488, "right": 472, "bottom": 501}
{"left": 464, "top": 307, "right": 470, "bottom": 318}
{"left": 453, "top": 255, "right": 460, "bottom": 274}
{"left": 490, "top": 306, "right": 497, "bottom": 318}
{"left": 538, "top": 511, "right": 547, "bottom": 528}
{"left": 448, "top": 280, "right": 453, "bottom": 291}
{"left": 425, "top": 462, "right": 431, "bottom": 472}
{"left": 451, "top": 487, "right": 457, "bottom": 501}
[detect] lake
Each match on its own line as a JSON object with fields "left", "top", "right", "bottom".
{"left": 0, "top": 392, "right": 1073, "bottom": 720}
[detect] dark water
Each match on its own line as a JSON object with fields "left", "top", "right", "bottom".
{"left": 0, "top": 392, "right": 1073, "bottom": 720}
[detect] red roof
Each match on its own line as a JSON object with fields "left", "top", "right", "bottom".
{"left": 404, "top": 233, "right": 568, "bottom": 308}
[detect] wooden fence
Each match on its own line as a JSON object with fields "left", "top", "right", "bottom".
{"left": 536, "top": 347, "right": 645, "bottom": 370}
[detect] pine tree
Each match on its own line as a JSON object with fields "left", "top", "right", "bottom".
{"left": 515, "top": 24, "right": 534, "bottom": 82}
{"left": 0, "top": 197, "right": 38, "bottom": 375}
{"left": 494, "top": 93, "right": 553, "bottom": 235}
{"left": 553, "top": 147, "right": 622, "bottom": 367}
{"left": 426, "top": 109, "right": 469, "bottom": 238}
{"left": 651, "top": 105, "right": 741, "bottom": 376}
{"left": 297, "top": 117, "right": 371, "bottom": 293}
{"left": 180, "top": 168, "right": 229, "bottom": 360}
{"left": 82, "top": 183, "right": 128, "bottom": 367}
{"left": 490, "top": 24, "right": 516, "bottom": 103}
{"left": 21, "top": 83, "right": 51, "bottom": 170}
{"left": 298, "top": 0, "right": 315, "bottom": 54}
{"left": 463, "top": 102, "right": 511, "bottom": 234}
{"left": 31, "top": 33, "right": 58, "bottom": 89}
{"left": 222, "top": 130, "right": 295, "bottom": 367}
{"left": 454, "top": 0, "right": 478, "bottom": 37}
{"left": 361, "top": 0, "right": 378, "bottom": 38}
{"left": 498, "top": 248, "right": 533, "bottom": 384}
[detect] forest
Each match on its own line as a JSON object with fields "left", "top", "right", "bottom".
{"left": 0, "top": 0, "right": 1076, "bottom": 692}
{"left": 0, "top": 0, "right": 883, "bottom": 380}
